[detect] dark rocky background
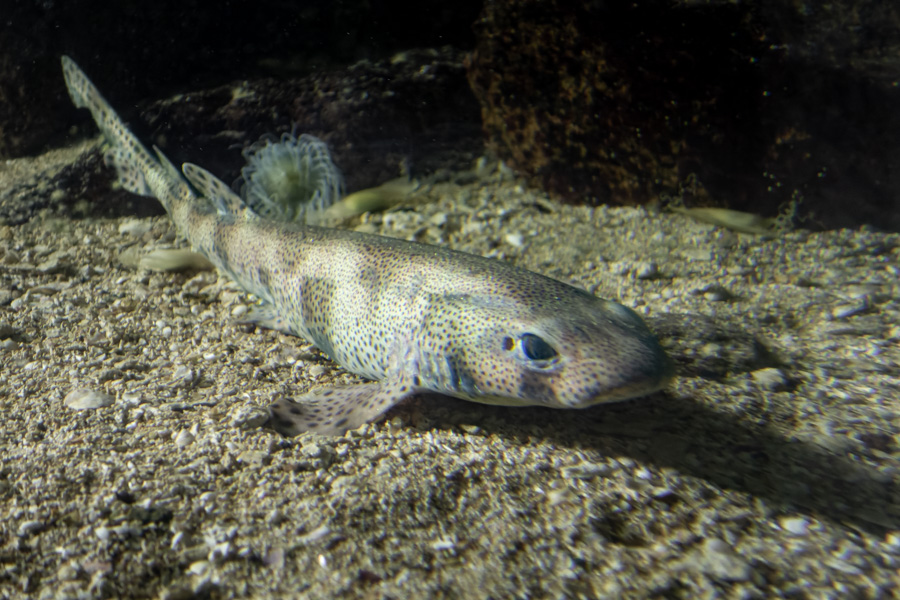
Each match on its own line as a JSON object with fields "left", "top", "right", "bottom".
{"left": 2, "top": 0, "right": 899, "bottom": 230}
{"left": 466, "top": 0, "right": 900, "bottom": 230}
{"left": 1, "top": 0, "right": 482, "bottom": 156}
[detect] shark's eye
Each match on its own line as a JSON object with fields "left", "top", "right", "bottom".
{"left": 520, "top": 333, "right": 557, "bottom": 361}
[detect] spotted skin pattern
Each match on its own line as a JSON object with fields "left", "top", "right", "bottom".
{"left": 62, "top": 56, "right": 674, "bottom": 436}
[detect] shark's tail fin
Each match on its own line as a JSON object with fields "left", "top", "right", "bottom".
{"left": 61, "top": 56, "right": 156, "bottom": 197}
{"left": 61, "top": 56, "right": 254, "bottom": 238}
{"left": 61, "top": 56, "right": 195, "bottom": 217}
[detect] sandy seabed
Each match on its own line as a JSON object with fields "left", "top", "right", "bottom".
{"left": 0, "top": 141, "right": 898, "bottom": 599}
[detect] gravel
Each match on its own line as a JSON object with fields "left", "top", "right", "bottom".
{"left": 0, "top": 146, "right": 897, "bottom": 598}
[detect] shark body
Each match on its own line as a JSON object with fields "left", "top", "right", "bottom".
{"left": 61, "top": 56, "right": 673, "bottom": 435}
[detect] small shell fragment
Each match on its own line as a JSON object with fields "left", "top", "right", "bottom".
{"left": 174, "top": 430, "right": 195, "bottom": 447}
{"left": 64, "top": 388, "right": 115, "bottom": 410}
{"left": 118, "top": 219, "right": 152, "bottom": 236}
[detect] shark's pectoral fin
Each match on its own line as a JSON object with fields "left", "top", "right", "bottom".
{"left": 238, "top": 303, "right": 295, "bottom": 336}
{"left": 267, "top": 377, "right": 416, "bottom": 436}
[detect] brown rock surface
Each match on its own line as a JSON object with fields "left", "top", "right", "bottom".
{"left": 130, "top": 48, "right": 483, "bottom": 198}
{"left": 466, "top": 0, "right": 900, "bottom": 229}
{"left": 0, "top": 0, "right": 481, "bottom": 159}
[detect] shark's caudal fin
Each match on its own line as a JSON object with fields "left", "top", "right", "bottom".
{"left": 62, "top": 56, "right": 252, "bottom": 225}
{"left": 61, "top": 56, "right": 204, "bottom": 220}
{"left": 61, "top": 57, "right": 159, "bottom": 197}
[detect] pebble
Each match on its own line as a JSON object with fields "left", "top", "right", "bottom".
{"left": 831, "top": 300, "right": 870, "bottom": 320}
{"left": 779, "top": 516, "right": 811, "bottom": 536}
{"left": 37, "top": 256, "right": 66, "bottom": 274}
{"left": 121, "top": 391, "right": 143, "bottom": 407}
{"left": 97, "top": 368, "right": 125, "bottom": 383}
{"left": 504, "top": 233, "right": 524, "bottom": 248}
{"left": 432, "top": 538, "right": 456, "bottom": 551}
{"left": 264, "top": 547, "right": 286, "bottom": 569}
{"left": 171, "top": 366, "right": 196, "bottom": 386}
{"left": 171, "top": 531, "right": 186, "bottom": 550}
{"left": 118, "top": 219, "right": 152, "bottom": 236}
{"left": 0, "top": 322, "right": 18, "bottom": 338}
{"left": 2, "top": 248, "right": 21, "bottom": 264}
{"left": 266, "top": 509, "right": 286, "bottom": 526}
{"left": 695, "top": 538, "right": 751, "bottom": 582}
{"left": 57, "top": 564, "right": 80, "bottom": 581}
{"left": 17, "top": 520, "right": 44, "bottom": 537}
{"left": 682, "top": 248, "right": 713, "bottom": 261}
{"left": 295, "top": 525, "right": 331, "bottom": 544}
{"left": 561, "top": 462, "right": 611, "bottom": 480}
{"left": 160, "top": 585, "right": 195, "bottom": 600}
{"left": 209, "top": 541, "right": 232, "bottom": 562}
{"left": 113, "top": 524, "right": 142, "bottom": 538}
{"left": 174, "top": 430, "right": 195, "bottom": 447}
{"left": 751, "top": 368, "right": 789, "bottom": 392}
{"left": 64, "top": 388, "right": 115, "bottom": 410}
{"left": 634, "top": 467, "right": 653, "bottom": 480}
{"left": 546, "top": 488, "right": 575, "bottom": 506}
{"left": 824, "top": 557, "right": 863, "bottom": 575}
{"left": 187, "top": 560, "right": 210, "bottom": 576}
{"left": 230, "top": 406, "right": 269, "bottom": 429}
{"left": 692, "top": 284, "right": 734, "bottom": 302}
{"left": 302, "top": 442, "right": 337, "bottom": 468}
{"left": 634, "top": 260, "right": 660, "bottom": 280}
{"left": 237, "top": 450, "right": 268, "bottom": 466}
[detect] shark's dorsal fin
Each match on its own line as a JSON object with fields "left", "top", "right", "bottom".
{"left": 182, "top": 163, "right": 249, "bottom": 217}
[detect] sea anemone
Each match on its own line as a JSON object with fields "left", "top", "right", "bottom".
{"left": 238, "top": 131, "right": 344, "bottom": 224}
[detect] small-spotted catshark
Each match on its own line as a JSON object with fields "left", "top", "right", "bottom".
{"left": 61, "top": 56, "right": 673, "bottom": 436}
